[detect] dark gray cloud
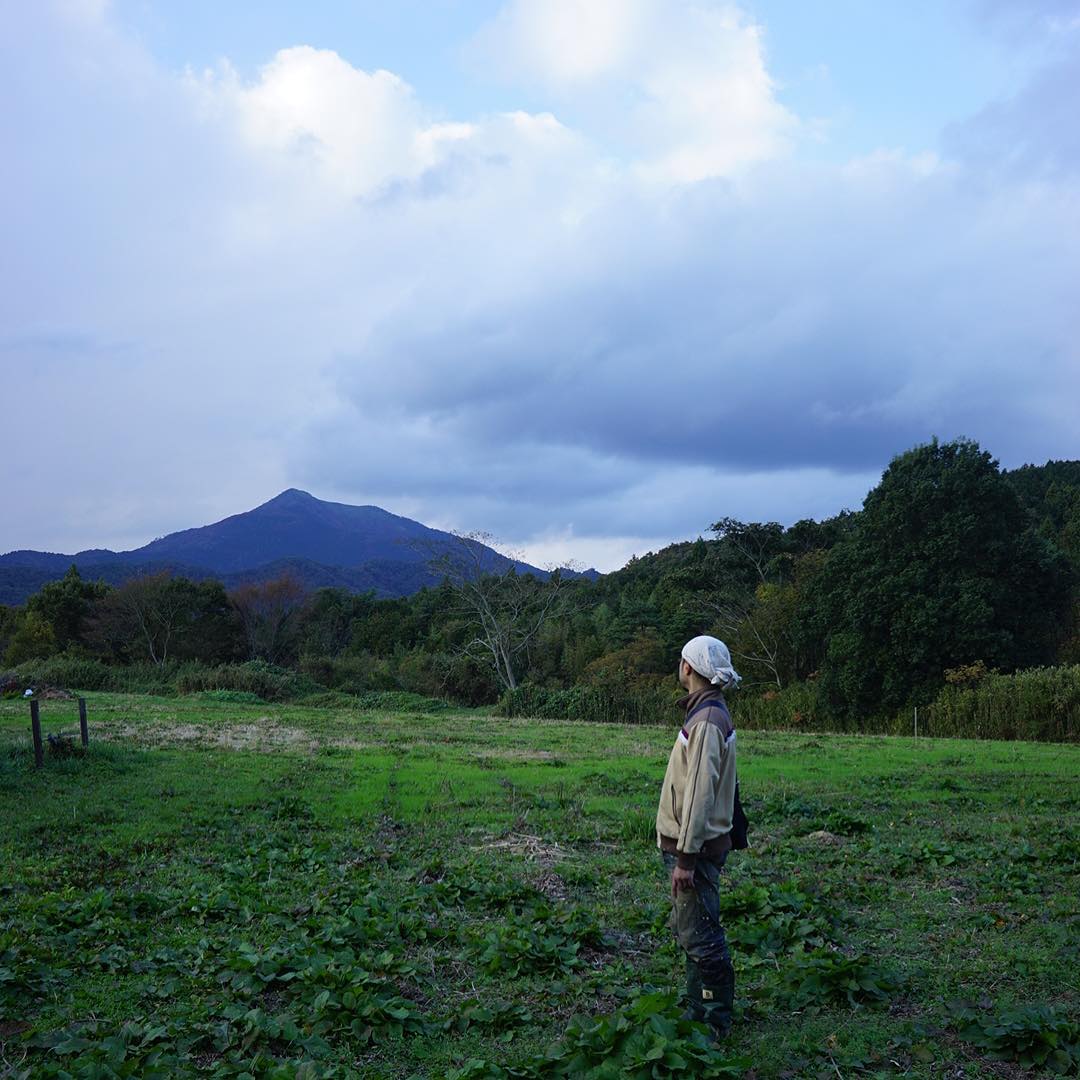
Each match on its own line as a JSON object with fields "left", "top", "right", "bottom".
{"left": 314, "top": 151, "right": 1078, "bottom": 528}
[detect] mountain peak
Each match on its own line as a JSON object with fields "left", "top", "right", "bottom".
{"left": 265, "top": 488, "right": 316, "bottom": 504}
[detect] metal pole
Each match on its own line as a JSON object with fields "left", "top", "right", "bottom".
{"left": 914, "top": 706, "right": 918, "bottom": 738}
{"left": 31, "top": 700, "right": 43, "bottom": 768}
{"left": 78, "top": 697, "right": 88, "bottom": 747}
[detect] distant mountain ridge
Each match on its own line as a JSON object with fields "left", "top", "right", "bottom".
{"left": 0, "top": 489, "right": 596, "bottom": 605}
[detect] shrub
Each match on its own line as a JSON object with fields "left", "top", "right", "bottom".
{"left": 735, "top": 681, "right": 826, "bottom": 732}
{"left": 916, "top": 665, "right": 1080, "bottom": 742}
{"left": 300, "top": 652, "right": 386, "bottom": 694}
{"left": 174, "top": 660, "right": 323, "bottom": 702}
{"left": 497, "top": 681, "right": 679, "bottom": 725}
{"left": 8, "top": 655, "right": 176, "bottom": 694}
{"left": 351, "top": 689, "right": 453, "bottom": 712}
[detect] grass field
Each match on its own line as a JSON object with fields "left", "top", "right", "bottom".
{"left": 2, "top": 693, "right": 1078, "bottom": 1078}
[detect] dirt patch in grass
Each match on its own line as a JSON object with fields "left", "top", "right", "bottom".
{"left": 804, "top": 829, "right": 844, "bottom": 845}
{"left": 85, "top": 718, "right": 319, "bottom": 753}
{"left": 530, "top": 868, "right": 569, "bottom": 900}
{"left": 476, "top": 748, "right": 563, "bottom": 763}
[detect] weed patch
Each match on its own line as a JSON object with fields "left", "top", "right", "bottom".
{"left": 949, "top": 1000, "right": 1080, "bottom": 1073}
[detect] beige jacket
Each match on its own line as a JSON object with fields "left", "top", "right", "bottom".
{"left": 656, "top": 688, "right": 738, "bottom": 869}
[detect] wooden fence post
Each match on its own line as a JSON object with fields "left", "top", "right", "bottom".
{"left": 31, "top": 700, "right": 43, "bottom": 768}
{"left": 79, "top": 697, "right": 88, "bottom": 747}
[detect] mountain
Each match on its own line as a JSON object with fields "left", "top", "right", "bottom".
{"left": 0, "top": 490, "right": 597, "bottom": 604}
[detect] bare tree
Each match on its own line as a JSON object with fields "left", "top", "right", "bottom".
{"left": 427, "top": 533, "right": 567, "bottom": 693}
{"left": 698, "top": 587, "right": 788, "bottom": 689}
{"left": 91, "top": 572, "right": 191, "bottom": 666}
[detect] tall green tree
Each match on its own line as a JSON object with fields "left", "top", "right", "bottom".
{"left": 24, "top": 564, "right": 108, "bottom": 652}
{"left": 813, "top": 438, "right": 1070, "bottom": 723}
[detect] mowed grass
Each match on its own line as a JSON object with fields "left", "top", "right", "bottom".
{"left": 1, "top": 693, "right": 1078, "bottom": 1078}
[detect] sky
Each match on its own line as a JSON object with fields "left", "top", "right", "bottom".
{"left": 2, "top": 1, "right": 1078, "bottom": 572}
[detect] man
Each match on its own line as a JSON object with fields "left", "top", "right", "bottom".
{"left": 656, "top": 635, "right": 741, "bottom": 1040}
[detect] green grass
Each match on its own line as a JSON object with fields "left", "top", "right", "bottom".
{"left": 1, "top": 694, "right": 1078, "bottom": 1078}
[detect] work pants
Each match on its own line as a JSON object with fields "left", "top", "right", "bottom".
{"left": 661, "top": 850, "right": 735, "bottom": 1037}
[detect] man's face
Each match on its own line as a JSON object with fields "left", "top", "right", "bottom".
{"left": 677, "top": 659, "right": 691, "bottom": 690}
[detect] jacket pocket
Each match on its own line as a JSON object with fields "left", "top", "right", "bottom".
{"left": 670, "top": 784, "right": 679, "bottom": 826}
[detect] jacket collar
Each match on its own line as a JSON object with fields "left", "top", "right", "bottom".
{"left": 677, "top": 685, "right": 727, "bottom": 716}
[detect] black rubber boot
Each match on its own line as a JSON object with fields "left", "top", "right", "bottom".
{"left": 682, "top": 956, "right": 735, "bottom": 1037}
{"left": 681, "top": 958, "right": 704, "bottom": 1023}
{"left": 698, "top": 959, "right": 735, "bottom": 1040}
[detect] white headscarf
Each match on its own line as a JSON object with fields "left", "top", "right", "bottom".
{"left": 681, "top": 635, "right": 741, "bottom": 689}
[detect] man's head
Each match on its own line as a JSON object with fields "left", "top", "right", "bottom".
{"left": 678, "top": 635, "right": 741, "bottom": 692}
{"left": 677, "top": 656, "right": 710, "bottom": 692}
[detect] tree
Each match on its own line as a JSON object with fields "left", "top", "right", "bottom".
{"left": 89, "top": 574, "right": 241, "bottom": 666}
{"left": 0, "top": 605, "right": 20, "bottom": 662}
{"left": 2, "top": 610, "right": 56, "bottom": 666}
{"left": 427, "top": 533, "right": 566, "bottom": 693}
{"left": 812, "top": 438, "right": 1071, "bottom": 722}
{"left": 680, "top": 519, "right": 792, "bottom": 687}
{"left": 25, "top": 564, "right": 108, "bottom": 651}
{"left": 229, "top": 574, "right": 308, "bottom": 663}
{"left": 92, "top": 573, "right": 192, "bottom": 666}
{"left": 296, "top": 588, "right": 377, "bottom": 658}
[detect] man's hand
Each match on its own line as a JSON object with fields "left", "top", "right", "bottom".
{"left": 671, "top": 865, "right": 695, "bottom": 899}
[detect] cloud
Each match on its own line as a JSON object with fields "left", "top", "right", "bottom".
{"left": 944, "top": 51, "right": 1080, "bottom": 179}
{"left": 188, "top": 47, "right": 484, "bottom": 200}
{"left": 976, "top": 0, "right": 1080, "bottom": 37}
{"left": 0, "top": 1, "right": 1077, "bottom": 570}
{"left": 471, "top": 0, "right": 796, "bottom": 182}
{"left": 474, "top": 0, "right": 648, "bottom": 86}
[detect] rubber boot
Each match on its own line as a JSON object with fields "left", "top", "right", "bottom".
{"left": 681, "top": 958, "right": 704, "bottom": 1024}
{"left": 698, "top": 959, "right": 735, "bottom": 1040}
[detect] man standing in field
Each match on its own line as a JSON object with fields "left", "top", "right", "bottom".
{"left": 656, "top": 635, "right": 742, "bottom": 1040}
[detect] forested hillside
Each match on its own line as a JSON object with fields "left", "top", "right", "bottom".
{"left": 3, "top": 440, "right": 1078, "bottom": 737}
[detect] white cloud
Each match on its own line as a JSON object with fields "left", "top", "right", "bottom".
{"left": 190, "top": 47, "right": 436, "bottom": 199}
{"left": 475, "top": 0, "right": 650, "bottom": 85}
{"left": 472, "top": 0, "right": 796, "bottom": 182}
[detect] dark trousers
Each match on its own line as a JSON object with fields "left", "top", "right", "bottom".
{"left": 661, "top": 851, "right": 735, "bottom": 1036}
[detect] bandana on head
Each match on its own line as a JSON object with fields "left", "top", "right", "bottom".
{"left": 681, "top": 635, "right": 741, "bottom": 689}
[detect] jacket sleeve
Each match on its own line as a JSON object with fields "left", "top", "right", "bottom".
{"left": 675, "top": 722, "right": 723, "bottom": 869}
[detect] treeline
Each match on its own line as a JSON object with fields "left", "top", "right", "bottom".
{"left": 2, "top": 440, "right": 1079, "bottom": 739}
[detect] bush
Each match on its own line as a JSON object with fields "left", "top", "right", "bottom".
{"left": 299, "top": 652, "right": 386, "bottom": 694}
{"left": 916, "top": 665, "right": 1080, "bottom": 742}
{"left": 8, "top": 655, "right": 176, "bottom": 694}
{"left": 300, "top": 650, "right": 478, "bottom": 703}
{"left": 496, "top": 681, "right": 680, "bottom": 725}
{"left": 734, "top": 681, "right": 826, "bottom": 732}
{"left": 174, "top": 661, "right": 323, "bottom": 702}
{"left": 351, "top": 690, "right": 453, "bottom": 712}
